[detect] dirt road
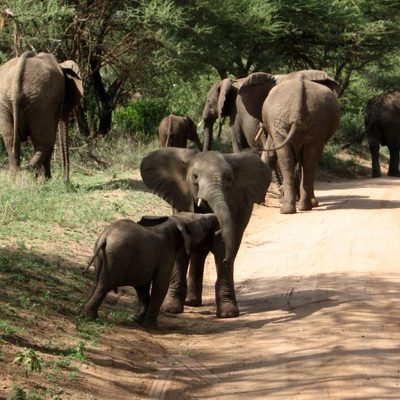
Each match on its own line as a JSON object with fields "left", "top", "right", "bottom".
{"left": 143, "top": 176, "right": 400, "bottom": 399}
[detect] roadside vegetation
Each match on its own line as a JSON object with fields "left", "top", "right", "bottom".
{"left": 0, "top": 0, "right": 399, "bottom": 397}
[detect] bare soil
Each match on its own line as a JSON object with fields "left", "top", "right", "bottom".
{"left": 3, "top": 157, "right": 400, "bottom": 399}
{"left": 70, "top": 177, "right": 400, "bottom": 398}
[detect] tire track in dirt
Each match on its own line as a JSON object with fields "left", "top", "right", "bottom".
{"left": 146, "top": 177, "right": 400, "bottom": 399}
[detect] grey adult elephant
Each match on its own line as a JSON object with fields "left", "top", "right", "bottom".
{"left": 0, "top": 51, "right": 83, "bottom": 181}
{"left": 158, "top": 114, "right": 202, "bottom": 150}
{"left": 364, "top": 90, "right": 400, "bottom": 177}
{"left": 140, "top": 148, "right": 271, "bottom": 318}
{"left": 243, "top": 72, "right": 340, "bottom": 214}
{"left": 202, "top": 70, "right": 339, "bottom": 154}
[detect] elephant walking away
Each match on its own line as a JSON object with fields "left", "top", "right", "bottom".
{"left": 364, "top": 91, "right": 400, "bottom": 177}
{"left": 0, "top": 51, "right": 83, "bottom": 182}
{"left": 201, "top": 70, "right": 340, "bottom": 194}
{"left": 83, "top": 212, "right": 218, "bottom": 328}
{"left": 202, "top": 70, "right": 339, "bottom": 154}
{"left": 158, "top": 114, "right": 202, "bottom": 150}
{"left": 140, "top": 148, "right": 271, "bottom": 318}
{"left": 259, "top": 73, "right": 340, "bottom": 214}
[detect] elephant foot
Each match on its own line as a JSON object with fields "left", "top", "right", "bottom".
{"left": 185, "top": 297, "right": 202, "bottom": 307}
{"left": 372, "top": 170, "right": 381, "bottom": 178}
{"left": 297, "top": 200, "right": 312, "bottom": 211}
{"left": 388, "top": 171, "right": 400, "bottom": 177}
{"left": 83, "top": 308, "right": 98, "bottom": 320}
{"left": 217, "top": 302, "right": 239, "bottom": 318}
{"left": 161, "top": 296, "right": 184, "bottom": 314}
{"left": 311, "top": 197, "right": 319, "bottom": 208}
{"left": 141, "top": 319, "right": 159, "bottom": 329}
{"left": 280, "top": 203, "right": 296, "bottom": 214}
{"left": 185, "top": 291, "right": 202, "bottom": 307}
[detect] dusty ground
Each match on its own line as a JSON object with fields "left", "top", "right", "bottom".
{"left": 73, "top": 174, "right": 400, "bottom": 399}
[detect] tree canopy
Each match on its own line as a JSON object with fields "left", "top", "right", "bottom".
{"left": 0, "top": 0, "right": 399, "bottom": 137}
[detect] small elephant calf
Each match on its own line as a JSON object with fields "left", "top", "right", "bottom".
{"left": 82, "top": 212, "right": 218, "bottom": 328}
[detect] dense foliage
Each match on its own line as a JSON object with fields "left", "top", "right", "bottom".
{"left": 0, "top": 0, "right": 399, "bottom": 143}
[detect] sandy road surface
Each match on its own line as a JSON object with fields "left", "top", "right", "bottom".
{"left": 143, "top": 176, "right": 400, "bottom": 399}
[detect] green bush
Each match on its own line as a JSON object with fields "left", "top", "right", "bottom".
{"left": 113, "top": 99, "right": 169, "bottom": 140}
{"left": 332, "top": 110, "right": 365, "bottom": 146}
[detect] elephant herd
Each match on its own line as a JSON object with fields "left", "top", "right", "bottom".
{"left": 1, "top": 51, "right": 399, "bottom": 327}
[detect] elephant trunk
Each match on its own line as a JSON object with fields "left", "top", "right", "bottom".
{"left": 202, "top": 118, "right": 215, "bottom": 151}
{"left": 204, "top": 190, "right": 235, "bottom": 266}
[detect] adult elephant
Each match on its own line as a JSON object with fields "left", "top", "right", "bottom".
{"left": 140, "top": 148, "right": 271, "bottom": 318}
{"left": 248, "top": 73, "right": 340, "bottom": 214}
{"left": 158, "top": 114, "right": 202, "bottom": 150}
{"left": 364, "top": 91, "right": 400, "bottom": 177}
{"left": 202, "top": 70, "right": 339, "bottom": 154}
{"left": 201, "top": 70, "right": 340, "bottom": 193}
{"left": 0, "top": 51, "right": 83, "bottom": 182}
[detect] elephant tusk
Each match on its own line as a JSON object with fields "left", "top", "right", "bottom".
{"left": 197, "top": 119, "right": 204, "bottom": 127}
{"left": 197, "top": 198, "right": 203, "bottom": 207}
{"left": 254, "top": 124, "right": 264, "bottom": 142}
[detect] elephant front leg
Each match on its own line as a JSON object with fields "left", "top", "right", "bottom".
{"left": 214, "top": 258, "right": 239, "bottom": 318}
{"left": 161, "top": 249, "right": 189, "bottom": 314}
{"left": 185, "top": 250, "right": 208, "bottom": 306}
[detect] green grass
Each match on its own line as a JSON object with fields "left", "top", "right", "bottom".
{"left": 0, "top": 135, "right": 172, "bottom": 398}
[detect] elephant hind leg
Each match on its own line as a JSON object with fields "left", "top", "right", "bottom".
{"left": 134, "top": 283, "right": 151, "bottom": 323}
{"left": 297, "top": 145, "right": 321, "bottom": 211}
{"left": 387, "top": 147, "right": 400, "bottom": 177}
{"left": 83, "top": 285, "right": 110, "bottom": 319}
{"left": 29, "top": 148, "right": 53, "bottom": 179}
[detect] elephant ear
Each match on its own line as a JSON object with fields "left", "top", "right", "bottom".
{"left": 285, "top": 70, "right": 340, "bottom": 96}
{"left": 237, "top": 72, "right": 277, "bottom": 121}
{"left": 224, "top": 151, "right": 271, "bottom": 206}
{"left": 59, "top": 60, "right": 84, "bottom": 119}
{"left": 140, "top": 148, "right": 200, "bottom": 212}
{"left": 217, "top": 78, "right": 234, "bottom": 119}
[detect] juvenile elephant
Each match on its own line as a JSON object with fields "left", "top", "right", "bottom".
{"left": 140, "top": 148, "right": 271, "bottom": 318}
{"left": 364, "top": 90, "right": 400, "bottom": 177}
{"left": 158, "top": 114, "right": 202, "bottom": 150}
{"left": 0, "top": 51, "right": 83, "bottom": 182}
{"left": 257, "top": 73, "right": 340, "bottom": 214}
{"left": 82, "top": 212, "right": 218, "bottom": 328}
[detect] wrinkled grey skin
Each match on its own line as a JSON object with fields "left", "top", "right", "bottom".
{"left": 257, "top": 73, "right": 340, "bottom": 214}
{"left": 364, "top": 91, "right": 400, "bottom": 177}
{"left": 202, "top": 70, "right": 340, "bottom": 189}
{"left": 140, "top": 148, "right": 271, "bottom": 318}
{"left": 0, "top": 51, "right": 83, "bottom": 182}
{"left": 83, "top": 212, "right": 218, "bottom": 328}
{"left": 158, "top": 114, "right": 202, "bottom": 150}
{"left": 202, "top": 70, "right": 339, "bottom": 153}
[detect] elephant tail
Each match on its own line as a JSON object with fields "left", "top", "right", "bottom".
{"left": 11, "top": 51, "right": 36, "bottom": 154}
{"left": 82, "top": 238, "right": 107, "bottom": 276}
{"left": 261, "top": 123, "right": 298, "bottom": 152}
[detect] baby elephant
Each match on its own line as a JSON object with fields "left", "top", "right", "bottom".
{"left": 82, "top": 212, "right": 218, "bottom": 328}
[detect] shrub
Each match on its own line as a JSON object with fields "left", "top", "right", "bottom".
{"left": 113, "top": 98, "right": 169, "bottom": 141}
{"left": 332, "top": 110, "right": 365, "bottom": 147}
